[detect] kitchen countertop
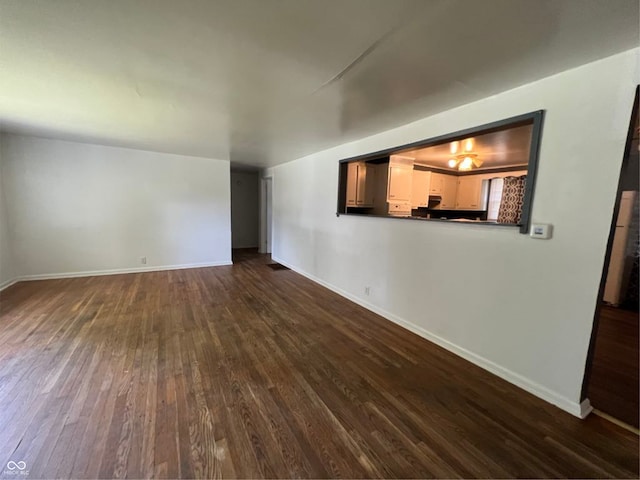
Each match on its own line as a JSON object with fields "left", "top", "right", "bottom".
{"left": 339, "top": 212, "right": 518, "bottom": 228}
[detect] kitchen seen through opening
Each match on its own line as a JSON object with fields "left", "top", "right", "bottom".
{"left": 337, "top": 111, "right": 543, "bottom": 234}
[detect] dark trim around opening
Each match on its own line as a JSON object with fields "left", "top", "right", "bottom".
{"left": 336, "top": 110, "right": 545, "bottom": 234}
{"left": 580, "top": 86, "right": 639, "bottom": 402}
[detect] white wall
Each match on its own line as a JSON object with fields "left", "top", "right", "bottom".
{"left": 1, "top": 134, "right": 232, "bottom": 278}
{"left": 265, "top": 49, "right": 639, "bottom": 417}
{"left": 0, "top": 137, "right": 15, "bottom": 288}
{"left": 230, "top": 170, "right": 259, "bottom": 248}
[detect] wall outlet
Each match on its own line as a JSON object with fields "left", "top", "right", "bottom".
{"left": 364, "top": 286, "right": 371, "bottom": 296}
{"left": 140, "top": 256, "right": 147, "bottom": 264}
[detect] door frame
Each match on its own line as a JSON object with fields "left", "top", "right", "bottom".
{"left": 260, "top": 176, "right": 273, "bottom": 254}
{"left": 580, "top": 86, "right": 639, "bottom": 402}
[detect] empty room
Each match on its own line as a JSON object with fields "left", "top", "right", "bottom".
{"left": 0, "top": 0, "right": 639, "bottom": 479}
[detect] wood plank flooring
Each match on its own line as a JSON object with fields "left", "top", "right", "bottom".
{"left": 0, "top": 249, "right": 638, "bottom": 479}
{"left": 587, "top": 305, "right": 639, "bottom": 428}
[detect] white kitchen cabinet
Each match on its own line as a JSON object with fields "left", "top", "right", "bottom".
{"left": 387, "top": 160, "right": 413, "bottom": 203}
{"left": 346, "top": 163, "right": 358, "bottom": 206}
{"left": 429, "top": 173, "right": 457, "bottom": 209}
{"left": 429, "top": 172, "right": 444, "bottom": 195}
{"left": 411, "top": 170, "right": 431, "bottom": 208}
{"left": 456, "top": 175, "right": 488, "bottom": 210}
{"left": 439, "top": 175, "right": 458, "bottom": 209}
{"left": 346, "top": 161, "right": 375, "bottom": 207}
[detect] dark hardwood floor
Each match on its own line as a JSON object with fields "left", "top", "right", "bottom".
{"left": 587, "top": 304, "right": 639, "bottom": 428}
{"left": 0, "top": 250, "right": 638, "bottom": 479}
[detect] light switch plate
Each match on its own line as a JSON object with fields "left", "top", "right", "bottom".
{"left": 530, "top": 224, "right": 552, "bottom": 239}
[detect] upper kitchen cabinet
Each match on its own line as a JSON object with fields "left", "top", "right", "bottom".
{"left": 429, "top": 172, "right": 444, "bottom": 195}
{"left": 429, "top": 172, "right": 458, "bottom": 200}
{"left": 428, "top": 172, "right": 457, "bottom": 209}
{"left": 433, "top": 174, "right": 458, "bottom": 209}
{"left": 346, "top": 161, "right": 375, "bottom": 207}
{"left": 456, "top": 176, "right": 489, "bottom": 210}
{"left": 387, "top": 156, "right": 413, "bottom": 203}
{"left": 411, "top": 169, "right": 431, "bottom": 208}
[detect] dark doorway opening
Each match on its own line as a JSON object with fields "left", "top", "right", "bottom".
{"left": 583, "top": 87, "right": 639, "bottom": 429}
{"left": 231, "top": 169, "right": 260, "bottom": 250}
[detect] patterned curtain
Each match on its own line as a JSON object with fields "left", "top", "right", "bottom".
{"left": 497, "top": 175, "right": 527, "bottom": 224}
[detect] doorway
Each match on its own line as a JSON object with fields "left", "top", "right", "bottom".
{"left": 260, "top": 177, "right": 273, "bottom": 254}
{"left": 583, "top": 88, "right": 639, "bottom": 429}
{"left": 230, "top": 169, "right": 260, "bottom": 249}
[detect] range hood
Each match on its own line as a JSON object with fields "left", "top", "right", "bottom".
{"left": 428, "top": 195, "right": 441, "bottom": 208}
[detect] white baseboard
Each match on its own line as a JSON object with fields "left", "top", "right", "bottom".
{"left": 272, "top": 255, "right": 586, "bottom": 419}
{"left": 13, "top": 260, "right": 233, "bottom": 282}
{"left": 0, "top": 278, "right": 18, "bottom": 292}
{"left": 579, "top": 399, "right": 594, "bottom": 419}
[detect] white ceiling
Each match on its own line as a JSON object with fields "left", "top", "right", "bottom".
{"left": 0, "top": 0, "right": 638, "bottom": 169}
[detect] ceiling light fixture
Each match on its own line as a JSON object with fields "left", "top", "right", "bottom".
{"left": 447, "top": 138, "right": 483, "bottom": 171}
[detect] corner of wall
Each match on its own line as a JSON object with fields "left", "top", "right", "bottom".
{"left": 0, "top": 133, "right": 18, "bottom": 289}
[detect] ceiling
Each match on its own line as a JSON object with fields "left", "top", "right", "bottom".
{"left": 0, "top": 0, "right": 638, "bottom": 169}
{"left": 404, "top": 124, "right": 533, "bottom": 171}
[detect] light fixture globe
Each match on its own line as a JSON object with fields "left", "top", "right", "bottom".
{"left": 448, "top": 138, "right": 482, "bottom": 171}
{"left": 459, "top": 156, "right": 474, "bottom": 171}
